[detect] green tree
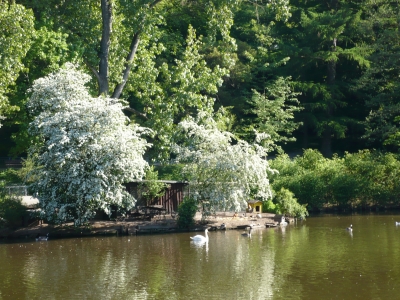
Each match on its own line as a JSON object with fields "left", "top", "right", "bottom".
{"left": 8, "top": 27, "right": 73, "bottom": 155}
{"left": 246, "top": 76, "right": 303, "bottom": 153}
{"left": 15, "top": 0, "right": 292, "bottom": 160}
{"left": 216, "top": 2, "right": 301, "bottom": 154}
{"left": 138, "top": 166, "right": 167, "bottom": 206}
{"left": 0, "top": 183, "right": 27, "bottom": 228}
{"left": 273, "top": 187, "right": 308, "bottom": 219}
{"left": 0, "top": 1, "right": 35, "bottom": 127}
{"left": 354, "top": 0, "right": 400, "bottom": 150}
{"left": 270, "top": 0, "right": 371, "bottom": 156}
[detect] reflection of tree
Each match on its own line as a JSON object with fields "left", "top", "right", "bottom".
{"left": 3, "top": 218, "right": 400, "bottom": 298}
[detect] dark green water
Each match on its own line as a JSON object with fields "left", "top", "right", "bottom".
{"left": 1, "top": 213, "right": 400, "bottom": 299}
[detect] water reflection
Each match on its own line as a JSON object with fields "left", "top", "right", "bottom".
{"left": 1, "top": 213, "right": 400, "bottom": 299}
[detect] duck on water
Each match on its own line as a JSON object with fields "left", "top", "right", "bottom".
{"left": 36, "top": 233, "right": 49, "bottom": 241}
{"left": 241, "top": 226, "right": 253, "bottom": 237}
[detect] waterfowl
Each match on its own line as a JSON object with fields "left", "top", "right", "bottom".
{"left": 241, "top": 226, "right": 253, "bottom": 237}
{"left": 346, "top": 224, "right": 353, "bottom": 232}
{"left": 36, "top": 233, "right": 49, "bottom": 241}
{"left": 190, "top": 229, "right": 209, "bottom": 243}
{"left": 220, "top": 223, "right": 226, "bottom": 230}
{"left": 395, "top": 222, "right": 400, "bottom": 226}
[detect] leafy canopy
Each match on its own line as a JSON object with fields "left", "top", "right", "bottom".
{"left": 0, "top": 2, "right": 35, "bottom": 127}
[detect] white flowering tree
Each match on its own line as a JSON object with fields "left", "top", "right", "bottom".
{"left": 173, "top": 112, "right": 276, "bottom": 216}
{"left": 27, "top": 64, "right": 151, "bottom": 225}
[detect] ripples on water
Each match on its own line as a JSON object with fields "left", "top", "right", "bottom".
{"left": 1, "top": 213, "right": 400, "bottom": 299}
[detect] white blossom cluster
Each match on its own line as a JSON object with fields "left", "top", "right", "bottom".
{"left": 27, "top": 64, "right": 151, "bottom": 225}
{"left": 173, "top": 113, "right": 276, "bottom": 213}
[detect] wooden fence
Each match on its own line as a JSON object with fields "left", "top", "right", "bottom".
{"left": 125, "top": 181, "right": 189, "bottom": 213}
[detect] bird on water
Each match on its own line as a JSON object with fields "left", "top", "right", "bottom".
{"left": 190, "top": 229, "right": 209, "bottom": 243}
{"left": 346, "top": 224, "right": 353, "bottom": 232}
{"left": 241, "top": 226, "right": 253, "bottom": 237}
{"left": 36, "top": 233, "right": 49, "bottom": 241}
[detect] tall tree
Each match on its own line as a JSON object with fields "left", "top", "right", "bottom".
{"left": 214, "top": 1, "right": 302, "bottom": 153}
{"left": 354, "top": 0, "right": 400, "bottom": 150}
{"left": 0, "top": 1, "right": 35, "bottom": 128}
{"left": 16, "top": 0, "right": 291, "bottom": 160}
{"left": 270, "top": 0, "right": 371, "bottom": 156}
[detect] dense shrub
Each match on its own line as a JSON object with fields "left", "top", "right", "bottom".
{"left": 273, "top": 187, "right": 308, "bottom": 219}
{"left": 262, "top": 200, "right": 277, "bottom": 214}
{"left": 177, "top": 197, "right": 198, "bottom": 229}
{"left": 270, "top": 149, "right": 400, "bottom": 211}
{"left": 0, "top": 187, "right": 28, "bottom": 228}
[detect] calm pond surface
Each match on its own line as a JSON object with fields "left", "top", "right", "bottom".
{"left": 1, "top": 213, "right": 400, "bottom": 299}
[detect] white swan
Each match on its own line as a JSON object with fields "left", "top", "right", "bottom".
{"left": 190, "top": 229, "right": 209, "bottom": 242}
{"left": 241, "top": 226, "right": 253, "bottom": 237}
{"left": 346, "top": 224, "right": 353, "bottom": 232}
{"left": 395, "top": 222, "right": 400, "bottom": 226}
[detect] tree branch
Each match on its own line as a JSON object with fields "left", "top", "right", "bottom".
{"left": 112, "top": 32, "right": 141, "bottom": 99}
{"left": 123, "top": 106, "right": 148, "bottom": 120}
{"left": 112, "top": 0, "right": 163, "bottom": 99}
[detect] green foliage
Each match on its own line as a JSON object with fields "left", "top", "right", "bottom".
{"left": 0, "top": 2, "right": 35, "bottom": 127}
{"left": 245, "top": 76, "right": 303, "bottom": 153}
{"left": 0, "top": 169, "right": 22, "bottom": 185}
{"left": 354, "top": 1, "right": 400, "bottom": 150}
{"left": 270, "top": 149, "right": 400, "bottom": 211}
{"left": 177, "top": 197, "right": 198, "bottom": 229}
{"left": 138, "top": 166, "right": 167, "bottom": 206}
{"left": 273, "top": 187, "right": 308, "bottom": 219}
{"left": 262, "top": 200, "right": 277, "bottom": 214}
{"left": 155, "top": 164, "right": 185, "bottom": 181}
{"left": 0, "top": 185, "right": 27, "bottom": 228}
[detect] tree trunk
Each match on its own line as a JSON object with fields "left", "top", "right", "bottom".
{"left": 98, "top": 0, "right": 112, "bottom": 96}
{"left": 112, "top": 33, "right": 141, "bottom": 99}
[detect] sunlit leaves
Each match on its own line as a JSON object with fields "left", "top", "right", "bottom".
{"left": 247, "top": 76, "right": 302, "bottom": 153}
{"left": 0, "top": 2, "right": 35, "bottom": 127}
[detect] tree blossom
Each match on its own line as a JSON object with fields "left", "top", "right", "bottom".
{"left": 27, "top": 64, "right": 151, "bottom": 225}
{"left": 173, "top": 112, "right": 276, "bottom": 214}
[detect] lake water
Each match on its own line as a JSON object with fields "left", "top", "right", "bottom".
{"left": 1, "top": 213, "right": 400, "bottom": 299}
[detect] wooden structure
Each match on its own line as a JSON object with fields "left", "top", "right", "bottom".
{"left": 4, "top": 158, "right": 23, "bottom": 168}
{"left": 125, "top": 180, "right": 188, "bottom": 214}
{"left": 247, "top": 200, "right": 263, "bottom": 213}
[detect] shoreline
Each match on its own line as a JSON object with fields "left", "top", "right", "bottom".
{"left": 0, "top": 212, "right": 285, "bottom": 240}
